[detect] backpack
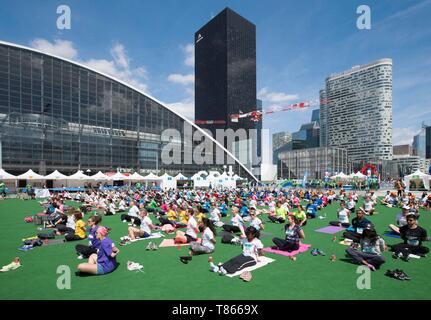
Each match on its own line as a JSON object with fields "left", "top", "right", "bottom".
{"left": 37, "top": 232, "right": 56, "bottom": 240}
{"left": 24, "top": 216, "right": 33, "bottom": 223}
{"left": 220, "top": 231, "right": 235, "bottom": 244}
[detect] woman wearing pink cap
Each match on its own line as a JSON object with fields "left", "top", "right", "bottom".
{"left": 77, "top": 226, "right": 119, "bottom": 275}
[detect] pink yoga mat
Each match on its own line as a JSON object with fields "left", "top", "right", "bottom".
{"left": 159, "top": 238, "right": 201, "bottom": 248}
{"left": 263, "top": 244, "right": 311, "bottom": 257}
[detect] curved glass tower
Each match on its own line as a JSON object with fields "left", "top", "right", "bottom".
{"left": 0, "top": 41, "right": 257, "bottom": 181}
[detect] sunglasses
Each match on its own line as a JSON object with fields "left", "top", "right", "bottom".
{"left": 407, "top": 219, "right": 415, "bottom": 222}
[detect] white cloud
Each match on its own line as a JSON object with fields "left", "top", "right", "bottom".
{"left": 392, "top": 127, "right": 420, "bottom": 146}
{"left": 167, "top": 73, "right": 194, "bottom": 85}
{"left": 258, "top": 87, "right": 299, "bottom": 103}
{"left": 30, "top": 39, "right": 77, "bottom": 60}
{"left": 30, "top": 39, "right": 149, "bottom": 93}
{"left": 182, "top": 43, "right": 194, "bottom": 67}
{"left": 166, "top": 98, "right": 194, "bottom": 120}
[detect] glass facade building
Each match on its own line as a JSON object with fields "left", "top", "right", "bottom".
{"left": 0, "top": 41, "right": 257, "bottom": 181}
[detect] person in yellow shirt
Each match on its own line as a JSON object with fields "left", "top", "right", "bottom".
{"left": 159, "top": 204, "right": 179, "bottom": 226}
{"left": 65, "top": 211, "right": 86, "bottom": 241}
{"left": 269, "top": 201, "right": 286, "bottom": 223}
{"left": 195, "top": 204, "right": 206, "bottom": 223}
{"left": 292, "top": 205, "right": 307, "bottom": 226}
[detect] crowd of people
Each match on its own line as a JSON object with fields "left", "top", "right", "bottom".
{"left": 23, "top": 184, "right": 429, "bottom": 277}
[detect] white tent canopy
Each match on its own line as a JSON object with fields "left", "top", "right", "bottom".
{"left": 110, "top": 171, "right": 128, "bottom": 181}
{"left": 350, "top": 171, "right": 367, "bottom": 180}
{"left": 174, "top": 173, "right": 188, "bottom": 180}
{"left": 160, "top": 173, "right": 176, "bottom": 189}
{"left": 16, "top": 169, "right": 45, "bottom": 180}
{"left": 0, "top": 168, "right": 17, "bottom": 180}
{"left": 90, "top": 171, "right": 110, "bottom": 181}
{"left": 126, "top": 172, "right": 146, "bottom": 181}
{"left": 143, "top": 173, "right": 162, "bottom": 180}
{"left": 404, "top": 170, "right": 431, "bottom": 190}
{"left": 233, "top": 174, "right": 243, "bottom": 180}
{"left": 330, "top": 172, "right": 350, "bottom": 180}
{"left": 44, "top": 170, "right": 68, "bottom": 180}
{"left": 67, "top": 170, "right": 90, "bottom": 181}
{"left": 192, "top": 171, "right": 210, "bottom": 188}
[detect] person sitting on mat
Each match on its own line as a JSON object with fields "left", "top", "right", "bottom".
{"left": 362, "top": 196, "right": 375, "bottom": 216}
{"left": 209, "top": 202, "right": 222, "bottom": 224}
{"left": 271, "top": 215, "right": 305, "bottom": 252}
{"left": 249, "top": 208, "right": 264, "bottom": 232}
{"left": 268, "top": 201, "right": 287, "bottom": 224}
{"left": 121, "top": 210, "right": 157, "bottom": 245}
{"left": 342, "top": 208, "right": 373, "bottom": 243}
{"left": 222, "top": 206, "right": 246, "bottom": 237}
{"left": 305, "top": 201, "right": 318, "bottom": 219}
{"left": 77, "top": 227, "right": 119, "bottom": 276}
{"left": 390, "top": 214, "right": 429, "bottom": 260}
{"left": 175, "top": 208, "right": 200, "bottom": 244}
{"left": 345, "top": 223, "right": 387, "bottom": 271}
{"left": 293, "top": 205, "right": 307, "bottom": 226}
{"left": 65, "top": 211, "right": 86, "bottom": 242}
{"left": 389, "top": 205, "right": 412, "bottom": 234}
{"left": 75, "top": 215, "right": 102, "bottom": 259}
{"left": 120, "top": 201, "right": 141, "bottom": 226}
{"left": 180, "top": 218, "right": 217, "bottom": 263}
{"left": 329, "top": 201, "right": 351, "bottom": 227}
{"left": 56, "top": 207, "right": 76, "bottom": 235}
{"left": 210, "top": 226, "right": 263, "bottom": 275}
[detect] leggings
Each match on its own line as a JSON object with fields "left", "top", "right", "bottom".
{"left": 120, "top": 214, "right": 141, "bottom": 226}
{"left": 190, "top": 242, "right": 213, "bottom": 254}
{"left": 75, "top": 244, "right": 97, "bottom": 258}
{"left": 222, "top": 225, "right": 241, "bottom": 233}
{"left": 65, "top": 234, "right": 85, "bottom": 242}
{"left": 268, "top": 216, "right": 285, "bottom": 223}
{"left": 391, "top": 243, "right": 430, "bottom": 256}
{"left": 221, "top": 254, "right": 256, "bottom": 274}
{"left": 272, "top": 237, "right": 299, "bottom": 252}
{"left": 329, "top": 221, "right": 351, "bottom": 227}
{"left": 345, "top": 247, "right": 386, "bottom": 268}
{"left": 56, "top": 225, "right": 75, "bottom": 233}
{"left": 343, "top": 231, "right": 361, "bottom": 242}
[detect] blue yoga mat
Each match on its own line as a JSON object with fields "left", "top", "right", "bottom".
{"left": 383, "top": 232, "right": 401, "bottom": 239}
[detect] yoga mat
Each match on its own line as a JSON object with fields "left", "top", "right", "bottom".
{"left": 259, "top": 231, "right": 273, "bottom": 239}
{"left": 159, "top": 238, "right": 201, "bottom": 248}
{"left": 262, "top": 244, "right": 311, "bottom": 257}
{"left": 42, "top": 239, "right": 66, "bottom": 246}
{"left": 384, "top": 232, "right": 401, "bottom": 239}
{"left": 125, "top": 232, "right": 165, "bottom": 242}
{"left": 226, "top": 256, "right": 275, "bottom": 278}
{"left": 315, "top": 226, "right": 346, "bottom": 234}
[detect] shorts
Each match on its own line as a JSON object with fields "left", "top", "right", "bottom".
{"left": 139, "top": 231, "right": 151, "bottom": 238}
{"left": 97, "top": 264, "right": 105, "bottom": 275}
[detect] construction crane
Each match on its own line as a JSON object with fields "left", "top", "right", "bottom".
{"left": 194, "top": 99, "right": 330, "bottom": 125}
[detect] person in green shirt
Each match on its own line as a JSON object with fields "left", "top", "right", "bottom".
{"left": 0, "top": 181, "right": 6, "bottom": 197}
{"left": 292, "top": 205, "right": 307, "bottom": 226}
{"left": 269, "top": 201, "right": 287, "bottom": 224}
{"left": 145, "top": 198, "right": 159, "bottom": 213}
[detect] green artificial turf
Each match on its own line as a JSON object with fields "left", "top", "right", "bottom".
{"left": 0, "top": 198, "right": 430, "bottom": 300}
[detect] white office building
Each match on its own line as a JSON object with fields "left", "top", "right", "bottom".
{"left": 322, "top": 59, "right": 393, "bottom": 164}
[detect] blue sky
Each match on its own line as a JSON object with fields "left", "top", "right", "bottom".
{"left": 0, "top": 0, "right": 430, "bottom": 146}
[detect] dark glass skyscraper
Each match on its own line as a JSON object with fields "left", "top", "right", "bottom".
{"left": 195, "top": 7, "right": 257, "bottom": 136}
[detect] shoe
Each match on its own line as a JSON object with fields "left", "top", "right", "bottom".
{"left": 120, "top": 239, "right": 129, "bottom": 246}
{"left": 367, "top": 263, "right": 376, "bottom": 271}
{"left": 401, "top": 252, "right": 410, "bottom": 262}
{"left": 127, "top": 261, "right": 144, "bottom": 271}
{"left": 77, "top": 255, "right": 84, "bottom": 260}
{"left": 311, "top": 249, "right": 319, "bottom": 256}
{"left": 151, "top": 242, "right": 158, "bottom": 251}
{"left": 18, "top": 245, "right": 34, "bottom": 251}
{"left": 180, "top": 257, "right": 189, "bottom": 264}
{"left": 317, "top": 249, "right": 326, "bottom": 256}
{"left": 122, "top": 220, "right": 127, "bottom": 223}
{"left": 146, "top": 242, "right": 153, "bottom": 250}
{"left": 392, "top": 252, "right": 403, "bottom": 260}
{"left": 396, "top": 269, "right": 411, "bottom": 280}
{"left": 219, "top": 266, "right": 227, "bottom": 276}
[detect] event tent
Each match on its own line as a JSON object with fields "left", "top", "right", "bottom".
{"left": 110, "top": 171, "right": 128, "bottom": 181}
{"left": 90, "top": 171, "right": 110, "bottom": 181}
{"left": 403, "top": 170, "right": 431, "bottom": 190}
{"left": 126, "top": 172, "right": 146, "bottom": 181}
{"left": 174, "top": 173, "right": 188, "bottom": 180}
{"left": 16, "top": 169, "right": 45, "bottom": 180}
{"left": 160, "top": 173, "right": 176, "bottom": 189}
{"left": 143, "top": 173, "right": 162, "bottom": 181}
{"left": 0, "top": 168, "right": 16, "bottom": 180}
{"left": 44, "top": 170, "right": 68, "bottom": 180}
{"left": 330, "top": 172, "right": 350, "bottom": 180}
{"left": 220, "top": 172, "right": 236, "bottom": 188}
{"left": 67, "top": 170, "right": 91, "bottom": 181}
{"left": 192, "top": 171, "right": 210, "bottom": 188}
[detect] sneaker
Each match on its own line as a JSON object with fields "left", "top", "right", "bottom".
{"left": 146, "top": 242, "right": 153, "bottom": 250}
{"left": 317, "top": 249, "right": 326, "bottom": 256}
{"left": 127, "top": 261, "right": 143, "bottom": 271}
{"left": 77, "top": 254, "right": 84, "bottom": 260}
{"left": 396, "top": 269, "right": 411, "bottom": 280}
{"left": 120, "top": 239, "right": 129, "bottom": 246}
{"left": 219, "top": 266, "right": 227, "bottom": 276}
{"left": 151, "top": 242, "right": 158, "bottom": 251}
{"left": 311, "top": 249, "right": 319, "bottom": 256}
{"left": 392, "top": 252, "right": 403, "bottom": 260}
{"left": 122, "top": 220, "right": 127, "bottom": 223}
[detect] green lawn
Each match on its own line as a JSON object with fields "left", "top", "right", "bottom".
{"left": 0, "top": 198, "right": 430, "bottom": 300}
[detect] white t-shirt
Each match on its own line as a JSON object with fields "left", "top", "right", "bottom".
{"left": 231, "top": 214, "right": 244, "bottom": 227}
{"left": 242, "top": 238, "right": 263, "bottom": 262}
{"left": 140, "top": 216, "right": 153, "bottom": 235}
{"left": 250, "top": 217, "right": 262, "bottom": 230}
{"left": 186, "top": 216, "right": 198, "bottom": 239}
{"left": 108, "top": 203, "right": 116, "bottom": 215}
{"left": 66, "top": 215, "right": 76, "bottom": 230}
{"left": 347, "top": 200, "right": 356, "bottom": 210}
{"left": 128, "top": 205, "right": 140, "bottom": 218}
{"left": 364, "top": 201, "right": 373, "bottom": 211}
{"left": 210, "top": 208, "right": 221, "bottom": 222}
{"left": 202, "top": 227, "right": 215, "bottom": 251}
{"left": 396, "top": 213, "right": 408, "bottom": 227}
{"left": 338, "top": 208, "right": 350, "bottom": 224}
{"left": 118, "top": 200, "right": 126, "bottom": 211}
